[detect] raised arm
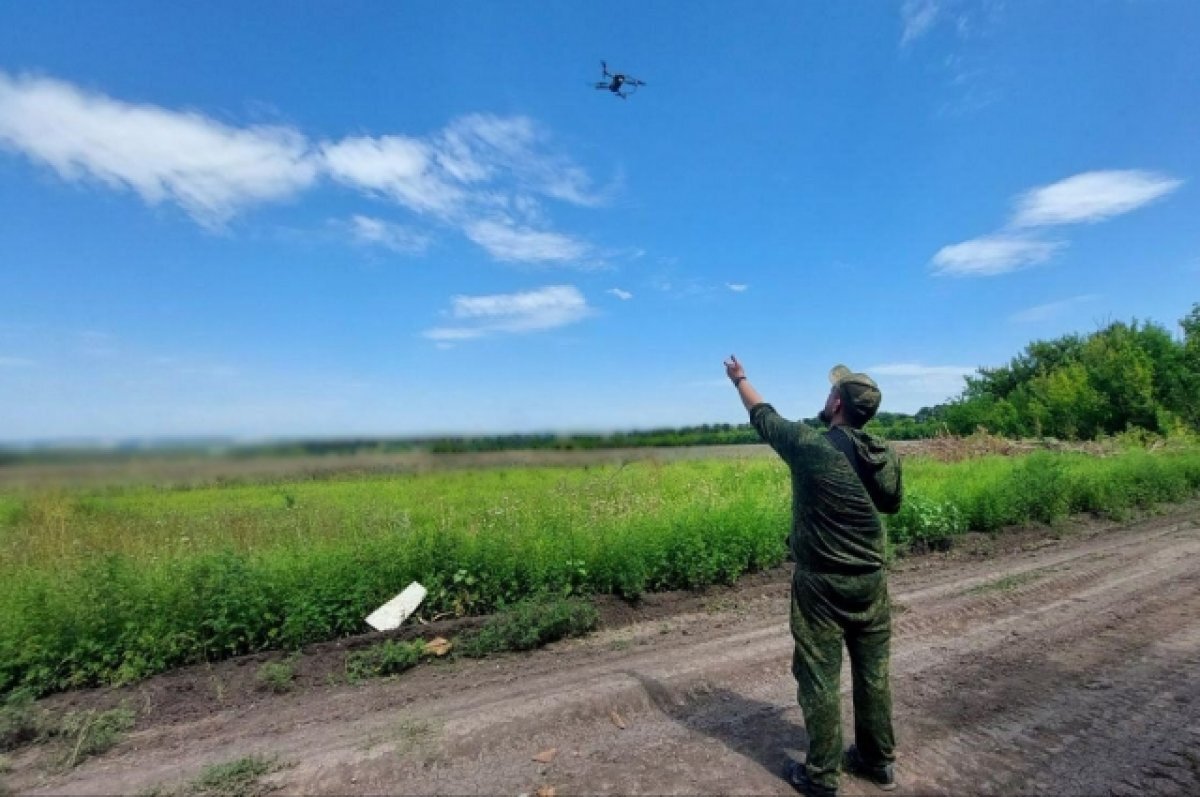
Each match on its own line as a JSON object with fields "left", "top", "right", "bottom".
{"left": 723, "top": 354, "right": 764, "bottom": 411}
{"left": 724, "top": 354, "right": 820, "bottom": 460}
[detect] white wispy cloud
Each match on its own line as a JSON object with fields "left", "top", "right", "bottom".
{"left": 321, "top": 135, "right": 462, "bottom": 217}
{"left": 930, "top": 168, "right": 1182, "bottom": 278}
{"left": 1009, "top": 294, "right": 1100, "bottom": 324}
{"left": 901, "top": 0, "right": 941, "bottom": 45}
{"left": 423, "top": 285, "right": 591, "bottom": 343}
{"left": 726, "top": 283, "right": 748, "bottom": 293}
{"left": 0, "top": 72, "right": 318, "bottom": 227}
{"left": 346, "top": 215, "right": 431, "bottom": 254}
{"left": 931, "top": 234, "right": 1066, "bottom": 277}
{"left": 439, "top": 114, "right": 603, "bottom": 207}
{"left": 1011, "top": 170, "right": 1184, "bottom": 228}
{"left": 322, "top": 114, "right": 601, "bottom": 262}
{"left": 0, "top": 356, "right": 35, "bottom": 368}
{"left": 867, "top": 362, "right": 976, "bottom": 409}
{"left": 0, "top": 72, "right": 602, "bottom": 263}
{"left": 869, "top": 363, "right": 977, "bottom": 379}
{"left": 607, "top": 288, "right": 633, "bottom": 300}
{"left": 463, "top": 220, "right": 588, "bottom": 263}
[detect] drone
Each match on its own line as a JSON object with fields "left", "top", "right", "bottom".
{"left": 594, "top": 61, "right": 646, "bottom": 99}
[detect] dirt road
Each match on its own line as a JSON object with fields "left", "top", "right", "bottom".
{"left": 8, "top": 503, "right": 1199, "bottom": 796}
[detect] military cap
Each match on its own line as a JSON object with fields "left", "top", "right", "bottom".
{"left": 829, "top": 364, "right": 882, "bottom": 426}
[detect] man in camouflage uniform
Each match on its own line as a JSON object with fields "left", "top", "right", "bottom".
{"left": 723, "top": 356, "right": 903, "bottom": 797}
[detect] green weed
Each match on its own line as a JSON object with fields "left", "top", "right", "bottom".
{"left": 188, "top": 755, "right": 276, "bottom": 797}
{"left": 459, "top": 595, "right": 599, "bottom": 657}
{"left": 254, "top": 659, "right": 295, "bottom": 694}
{"left": 58, "top": 706, "right": 135, "bottom": 767}
{"left": 0, "top": 688, "right": 44, "bottom": 751}
{"left": 345, "top": 640, "right": 424, "bottom": 681}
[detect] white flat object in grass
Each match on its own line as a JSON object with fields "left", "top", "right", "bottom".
{"left": 365, "top": 582, "right": 427, "bottom": 631}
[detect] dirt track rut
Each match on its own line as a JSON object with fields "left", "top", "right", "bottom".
{"left": 8, "top": 504, "right": 1200, "bottom": 796}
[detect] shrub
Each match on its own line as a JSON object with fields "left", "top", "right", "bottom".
{"left": 459, "top": 595, "right": 599, "bottom": 657}
{"left": 344, "top": 640, "right": 424, "bottom": 681}
{"left": 886, "top": 493, "right": 967, "bottom": 547}
{"left": 254, "top": 659, "right": 295, "bottom": 694}
{"left": 189, "top": 754, "right": 275, "bottom": 797}
{"left": 0, "top": 688, "right": 44, "bottom": 751}
{"left": 58, "top": 706, "right": 135, "bottom": 767}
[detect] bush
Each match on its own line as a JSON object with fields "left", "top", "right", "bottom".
{"left": 886, "top": 494, "right": 966, "bottom": 547}
{"left": 189, "top": 755, "right": 275, "bottom": 797}
{"left": 0, "top": 688, "right": 44, "bottom": 751}
{"left": 459, "top": 595, "right": 599, "bottom": 657}
{"left": 254, "top": 659, "right": 295, "bottom": 694}
{"left": 344, "top": 640, "right": 424, "bottom": 681}
{"left": 57, "top": 706, "right": 135, "bottom": 767}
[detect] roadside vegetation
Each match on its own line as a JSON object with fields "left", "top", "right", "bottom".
{"left": 1, "top": 306, "right": 1198, "bottom": 697}
{"left": 185, "top": 756, "right": 277, "bottom": 797}
{"left": 2, "top": 438, "right": 1199, "bottom": 697}
{"left": 142, "top": 755, "right": 281, "bottom": 797}
{"left": 1, "top": 689, "right": 133, "bottom": 767}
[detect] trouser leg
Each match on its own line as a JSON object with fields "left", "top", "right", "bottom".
{"left": 790, "top": 589, "right": 844, "bottom": 791}
{"left": 846, "top": 610, "right": 895, "bottom": 766}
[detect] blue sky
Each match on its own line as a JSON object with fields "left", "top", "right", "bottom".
{"left": 1, "top": 1, "right": 1197, "bottom": 442}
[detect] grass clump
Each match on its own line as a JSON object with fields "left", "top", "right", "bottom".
{"left": 345, "top": 640, "right": 424, "bottom": 681}
{"left": 58, "top": 706, "right": 135, "bottom": 767}
{"left": 254, "top": 659, "right": 295, "bottom": 694}
{"left": 1, "top": 688, "right": 45, "bottom": 751}
{"left": 460, "top": 595, "right": 599, "bottom": 657}
{"left": 189, "top": 755, "right": 276, "bottom": 797}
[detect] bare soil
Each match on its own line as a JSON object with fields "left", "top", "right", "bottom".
{"left": 5, "top": 502, "right": 1199, "bottom": 796}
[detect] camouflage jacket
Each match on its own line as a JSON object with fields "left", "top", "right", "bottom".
{"left": 750, "top": 403, "right": 903, "bottom": 575}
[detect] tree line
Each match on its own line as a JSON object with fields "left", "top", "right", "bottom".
{"left": 879, "top": 303, "right": 1200, "bottom": 441}
{"left": 3, "top": 304, "right": 1195, "bottom": 465}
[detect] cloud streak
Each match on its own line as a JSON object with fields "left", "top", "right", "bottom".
{"left": 1011, "top": 170, "right": 1183, "bottom": 228}
{"left": 346, "top": 215, "right": 431, "bottom": 254}
{"left": 901, "top": 0, "right": 941, "bottom": 45}
{"left": 423, "top": 285, "right": 591, "bottom": 343}
{"left": 867, "top": 362, "right": 976, "bottom": 409}
{"left": 932, "top": 235, "right": 1065, "bottom": 276}
{"left": 931, "top": 169, "right": 1182, "bottom": 277}
{"left": 0, "top": 71, "right": 602, "bottom": 263}
{"left": 323, "top": 135, "right": 461, "bottom": 217}
{"left": 463, "top": 220, "right": 588, "bottom": 263}
{"left": 1009, "top": 294, "right": 1100, "bottom": 324}
{"left": 869, "top": 363, "right": 977, "bottom": 379}
{"left": 0, "top": 73, "right": 318, "bottom": 227}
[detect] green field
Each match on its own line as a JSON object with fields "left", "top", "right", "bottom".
{"left": 2, "top": 443, "right": 1199, "bottom": 696}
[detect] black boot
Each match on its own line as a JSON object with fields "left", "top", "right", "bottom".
{"left": 843, "top": 744, "right": 896, "bottom": 791}
{"left": 783, "top": 759, "right": 838, "bottom": 797}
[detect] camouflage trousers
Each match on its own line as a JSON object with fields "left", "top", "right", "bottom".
{"left": 790, "top": 568, "right": 895, "bottom": 791}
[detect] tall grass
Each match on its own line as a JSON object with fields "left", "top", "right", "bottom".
{"left": 2, "top": 446, "right": 1199, "bottom": 696}
{"left": 886, "top": 447, "right": 1200, "bottom": 544}
{"left": 0, "top": 460, "right": 788, "bottom": 694}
